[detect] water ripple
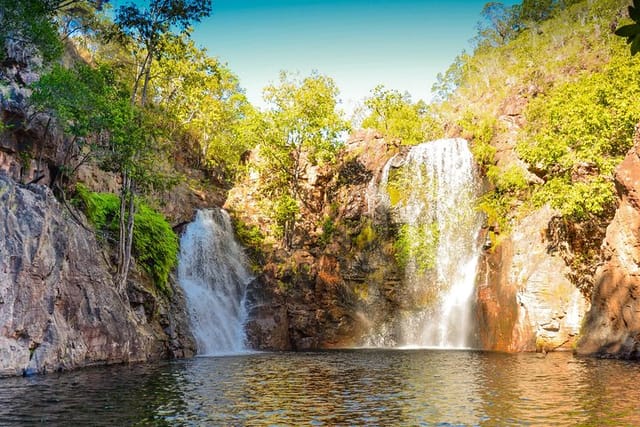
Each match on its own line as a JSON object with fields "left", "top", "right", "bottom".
{"left": 1, "top": 350, "right": 639, "bottom": 426}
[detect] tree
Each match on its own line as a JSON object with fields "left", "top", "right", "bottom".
{"left": 475, "top": 2, "right": 522, "bottom": 49}
{"left": 150, "top": 36, "right": 259, "bottom": 181}
{"left": 29, "top": 63, "right": 120, "bottom": 185}
{"left": 520, "top": 0, "right": 555, "bottom": 23}
{"left": 0, "top": 0, "right": 104, "bottom": 62}
{"left": 110, "top": 0, "right": 212, "bottom": 289}
{"left": 112, "top": 0, "right": 211, "bottom": 106}
{"left": 362, "top": 85, "right": 442, "bottom": 145}
{"left": 474, "top": 0, "right": 579, "bottom": 50}
{"left": 258, "top": 72, "right": 349, "bottom": 248}
{"left": 615, "top": 0, "right": 640, "bottom": 55}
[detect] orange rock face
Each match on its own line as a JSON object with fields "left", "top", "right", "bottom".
{"left": 578, "top": 143, "right": 640, "bottom": 358}
{"left": 476, "top": 206, "right": 588, "bottom": 353}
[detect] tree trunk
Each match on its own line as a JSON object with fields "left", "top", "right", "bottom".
{"left": 131, "top": 51, "right": 152, "bottom": 105}
{"left": 123, "top": 179, "right": 136, "bottom": 286}
{"left": 140, "top": 60, "right": 152, "bottom": 107}
{"left": 116, "top": 170, "right": 130, "bottom": 291}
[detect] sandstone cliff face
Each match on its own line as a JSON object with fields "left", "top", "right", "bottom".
{"left": 234, "top": 130, "right": 592, "bottom": 353}
{"left": 578, "top": 143, "right": 640, "bottom": 358}
{"left": 230, "top": 130, "right": 401, "bottom": 350}
{"left": 477, "top": 206, "right": 588, "bottom": 352}
{"left": 0, "top": 173, "right": 195, "bottom": 377}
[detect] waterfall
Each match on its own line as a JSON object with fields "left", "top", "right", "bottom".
{"left": 178, "top": 209, "right": 253, "bottom": 355}
{"left": 371, "top": 138, "right": 483, "bottom": 349}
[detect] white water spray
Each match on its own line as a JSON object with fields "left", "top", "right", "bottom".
{"left": 178, "top": 209, "right": 253, "bottom": 355}
{"left": 373, "top": 138, "right": 483, "bottom": 348}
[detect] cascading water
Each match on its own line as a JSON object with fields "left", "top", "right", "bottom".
{"left": 369, "top": 138, "right": 483, "bottom": 349}
{"left": 178, "top": 209, "right": 253, "bottom": 355}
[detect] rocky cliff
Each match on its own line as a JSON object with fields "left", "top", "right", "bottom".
{"left": 230, "top": 130, "right": 402, "bottom": 350}
{"left": 0, "top": 173, "right": 195, "bottom": 377}
{"left": 477, "top": 206, "right": 588, "bottom": 352}
{"left": 231, "top": 130, "right": 593, "bottom": 353}
{"left": 578, "top": 141, "right": 640, "bottom": 358}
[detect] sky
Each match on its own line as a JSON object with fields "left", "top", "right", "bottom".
{"left": 114, "top": 0, "right": 518, "bottom": 114}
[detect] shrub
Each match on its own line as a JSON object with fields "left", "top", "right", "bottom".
{"left": 393, "top": 222, "right": 439, "bottom": 272}
{"left": 75, "top": 185, "right": 178, "bottom": 294}
{"left": 132, "top": 203, "right": 179, "bottom": 295}
{"left": 517, "top": 52, "right": 640, "bottom": 220}
{"left": 319, "top": 216, "right": 336, "bottom": 246}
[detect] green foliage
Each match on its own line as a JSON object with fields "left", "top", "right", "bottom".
{"left": 458, "top": 111, "right": 498, "bottom": 168}
{"left": 132, "top": 203, "right": 179, "bottom": 295}
{"left": 393, "top": 222, "right": 439, "bottom": 272}
{"left": 0, "top": 0, "right": 104, "bottom": 63}
{"left": 615, "top": 0, "right": 640, "bottom": 55}
{"left": 255, "top": 71, "right": 349, "bottom": 247}
{"left": 474, "top": 0, "right": 583, "bottom": 51}
{"left": 362, "top": 85, "right": 443, "bottom": 145}
{"left": 0, "top": 0, "right": 63, "bottom": 61}
{"left": 319, "top": 216, "right": 336, "bottom": 246}
{"left": 271, "top": 193, "right": 299, "bottom": 243}
{"left": 75, "top": 184, "right": 119, "bottom": 233}
{"left": 75, "top": 185, "right": 178, "bottom": 294}
{"left": 476, "top": 191, "right": 514, "bottom": 247}
{"left": 471, "top": 142, "right": 497, "bottom": 170}
{"left": 150, "top": 36, "right": 258, "bottom": 180}
{"left": 475, "top": 2, "right": 523, "bottom": 48}
{"left": 459, "top": 111, "right": 497, "bottom": 146}
{"left": 430, "top": 0, "right": 633, "bottom": 233}
{"left": 435, "top": 0, "right": 624, "bottom": 109}
{"left": 232, "top": 216, "right": 265, "bottom": 252}
{"left": 262, "top": 71, "right": 349, "bottom": 167}
{"left": 517, "top": 52, "right": 640, "bottom": 219}
{"left": 487, "top": 165, "right": 528, "bottom": 193}
{"left": 31, "top": 63, "right": 119, "bottom": 139}
{"left": 531, "top": 176, "right": 616, "bottom": 220}
{"left": 355, "top": 220, "right": 377, "bottom": 250}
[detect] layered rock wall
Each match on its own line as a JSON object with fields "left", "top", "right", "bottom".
{"left": 477, "top": 206, "right": 588, "bottom": 352}
{"left": 0, "top": 173, "right": 194, "bottom": 376}
{"left": 578, "top": 143, "right": 640, "bottom": 358}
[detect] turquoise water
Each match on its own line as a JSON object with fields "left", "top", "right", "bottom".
{"left": 1, "top": 350, "right": 639, "bottom": 425}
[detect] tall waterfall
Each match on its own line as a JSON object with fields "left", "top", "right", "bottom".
{"left": 178, "top": 209, "right": 253, "bottom": 355}
{"left": 372, "top": 138, "right": 483, "bottom": 348}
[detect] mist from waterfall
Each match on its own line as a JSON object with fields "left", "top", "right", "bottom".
{"left": 368, "top": 138, "right": 483, "bottom": 349}
{"left": 178, "top": 209, "right": 253, "bottom": 355}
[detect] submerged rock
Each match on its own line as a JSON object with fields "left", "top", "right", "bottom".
{"left": 0, "top": 173, "right": 194, "bottom": 377}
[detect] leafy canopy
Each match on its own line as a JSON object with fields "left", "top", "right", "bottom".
{"left": 256, "top": 71, "right": 349, "bottom": 247}
{"left": 517, "top": 53, "right": 640, "bottom": 220}
{"left": 361, "top": 85, "right": 443, "bottom": 145}
{"left": 150, "top": 35, "right": 258, "bottom": 180}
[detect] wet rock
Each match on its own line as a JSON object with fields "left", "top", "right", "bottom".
{"left": 244, "top": 277, "right": 291, "bottom": 351}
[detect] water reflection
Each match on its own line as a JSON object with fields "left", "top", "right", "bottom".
{"left": 0, "top": 350, "right": 639, "bottom": 426}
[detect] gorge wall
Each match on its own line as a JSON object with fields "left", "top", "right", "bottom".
{"left": 476, "top": 206, "right": 588, "bottom": 352}
{"left": 232, "top": 130, "right": 591, "bottom": 353}
{"left": 0, "top": 173, "right": 195, "bottom": 377}
{"left": 578, "top": 141, "right": 640, "bottom": 358}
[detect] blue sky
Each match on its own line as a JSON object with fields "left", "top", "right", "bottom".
{"left": 114, "top": 0, "right": 518, "bottom": 113}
